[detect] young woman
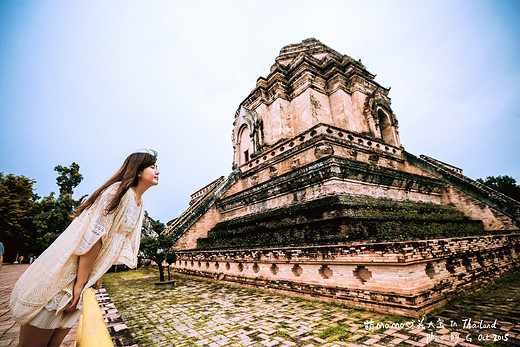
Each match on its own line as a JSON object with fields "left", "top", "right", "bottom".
{"left": 10, "top": 149, "right": 160, "bottom": 347}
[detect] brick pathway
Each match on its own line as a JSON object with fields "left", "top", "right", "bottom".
{"left": 102, "top": 269, "right": 520, "bottom": 347}
{"left": 96, "top": 287, "right": 139, "bottom": 346}
{"left": 0, "top": 264, "right": 77, "bottom": 347}
{"left": 2, "top": 264, "right": 519, "bottom": 346}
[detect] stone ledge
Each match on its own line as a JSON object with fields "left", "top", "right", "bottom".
{"left": 95, "top": 288, "right": 138, "bottom": 347}
{"left": 200, "top": 195, "right": 484, "bottom": 250}
{"left": 220, "top": 155, "right": 444, "bottom": 213}
{"left": 192, "top": 232, "right": 519, "bottom": 263}
{"left": 403, "top": 151, "right": 520, "bottom": 224}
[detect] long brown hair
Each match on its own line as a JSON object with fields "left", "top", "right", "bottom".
{"left": 75, "top": 150, "right": 157, "bottom": 217}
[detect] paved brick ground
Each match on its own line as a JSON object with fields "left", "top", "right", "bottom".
{"left": 96, "top": 287, "right": 139, "bottom": 346}
{"left": 2, "top": 264, "right": 519, "bottom": 346}
{"left": 102, "top": 269, "right": 520, "bottom": 347}
{"left": 0, "top": 264, "right": 77, "bottom": 347}
{"left": 0, "top": 264, "right": 137, "bottom": 347}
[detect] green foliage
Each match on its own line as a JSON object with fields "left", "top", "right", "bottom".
{"left": 142, "top": 211, "right": 166, "bottom": 237}
{"left": 476, "top": 175, "right": 520, "bottom": 202}
{"left": 0, "top": 163, "right": 84, "bottom": 261}
{"left": 165, "top": 251, "right": 177, "bottom": 265}
{"left": 54, "top": 162, "right": 83, "bottom": 196}
{"left": 140, "top": 234, "right": 176, "bottom": 282}
{"left": 164, "top": 250, "right": 177, "bottom": 281}
{"left": 38, "top": 163, "right": 85, "bottom": 245}
{"left": 0, "top": 173, "right": 44, "bottom": 261}
{"left": 150, "top": 217, "right": 165, "bottom": 234}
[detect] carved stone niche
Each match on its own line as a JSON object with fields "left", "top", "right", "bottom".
{"left": 314, "top": 143, "right": 334, "bottom": 159}
{"left": 290, "top": 158, "right": 301, "bottom": 170}
{"left": 368, "top": 153, "right": 379, "bottom": 164}
{"left": 233, "top": 107, "right": 263, "bottom": 168}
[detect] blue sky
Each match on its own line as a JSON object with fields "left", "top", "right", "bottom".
{"left": 1, "top": 1, "right": 519, "bottom": 223}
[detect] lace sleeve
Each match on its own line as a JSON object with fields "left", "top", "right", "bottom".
{"left": 73, "top": 183, "right": 119, "bottom": 255}
{"left": 115, "top": 202, "right": 144, "bottom": 268}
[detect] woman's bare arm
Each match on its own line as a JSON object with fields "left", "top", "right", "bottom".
{"left": 64, "top": 239, "right": 102, "bottom": 312}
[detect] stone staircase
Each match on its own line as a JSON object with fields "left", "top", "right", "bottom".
{"left": 403, "top": 151, "right": 520, "bottom": 226}
{"left": 163, "top": 170, "right": 240, "bottom": 242}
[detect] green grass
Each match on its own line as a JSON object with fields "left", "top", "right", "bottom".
{"left": 273, "top": 330, "right": 292, "bottom": 340}
{"left": 318, "top": 323, "right": 352, "bottom": 342}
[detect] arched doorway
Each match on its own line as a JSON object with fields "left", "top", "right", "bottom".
{"left": 377, "top": 109, "right": 394, "bottom": 145}
{"left": 238, "top": 125, "right": 252, "bottom": 166}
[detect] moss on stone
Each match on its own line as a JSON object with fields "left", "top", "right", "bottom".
{"left": 197, "top": 195, "right": 486, "bottom": 250}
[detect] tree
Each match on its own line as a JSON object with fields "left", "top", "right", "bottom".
{"left": 140, "top": 234, "right": 176, "bottom": 282}
{"left": 54, "top": 162, "right": 84, "bottom": 224}
{"left": 54, "top": 162, "right": 83, "bottom": 196}
{"left": 0, "top": 163, "right": 85, "bottom": 262}
{"left": 38, "top": 163, "right": 85, "bottom": 245}
{"left": 150, "top": 215, "right": 166, "bottom": 234}
{"left": 0, "top": 173, "right": 42, "bottom": 262}
{"left": 476, "top": 175, "right": 520, "bottom": 202}
{"left": 165, "top": 251, "right": 177, "bottom": 281}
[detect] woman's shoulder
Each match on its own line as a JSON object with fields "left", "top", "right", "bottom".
{"left": 102, "top": 182, "right": 142, "bottom": 210}
{"left": 107, "top": 181, "right": 122, "bottom": 190}
{"left": 94, "top": 182, "right": 121, "bottom": 206}
{"left": 103, "top": 182, "right": 122, "bottom": 196}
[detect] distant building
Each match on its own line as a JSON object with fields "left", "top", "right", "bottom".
{"left": 166, "top": 39, "right": 520, "bottom": 316}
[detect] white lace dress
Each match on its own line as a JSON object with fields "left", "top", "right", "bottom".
{"left": 10, "top": 183, "right": 144, "bottom": 329}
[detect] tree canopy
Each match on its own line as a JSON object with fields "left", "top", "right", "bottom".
{"left": 476, "top": 175, "right": 520, "bottom": 202}
{"left": 142, "top": 211, "right": 166, "bottom": 238}
{"left": 55, "top": 162, "right": 83, "bottom": 196}
{"left": 0, "top": 163, "right": 86, "bottom": 262}
{"left": 0, "top": 173, "right": 43, "bottom": 262}
{"left": 140, "top": 234, "right": 176, "bottom": 282}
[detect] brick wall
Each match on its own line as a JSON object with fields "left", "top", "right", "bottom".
{"left": 172, "top": 233, "right": 520, "bottom": 317}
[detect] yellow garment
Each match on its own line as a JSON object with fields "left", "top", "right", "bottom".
{"left": 10, "top": 182, "right": 144, "bottom": 327}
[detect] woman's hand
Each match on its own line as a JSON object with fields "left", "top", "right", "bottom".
{"left": 64, "top": 239, "right": 102, "bottom": 313}
{"left": 64, "top": 239, "right": 102, "bottom": 312}
{"left": 64, "top": 281, "right": 85, "bottom": 312}
{"left": 93, "top": 277, "right": 102, "bottom": 290}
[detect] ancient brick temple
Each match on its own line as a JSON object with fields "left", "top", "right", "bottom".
{"left": 166, "top": 39, "right": 520, "bottom": 316}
